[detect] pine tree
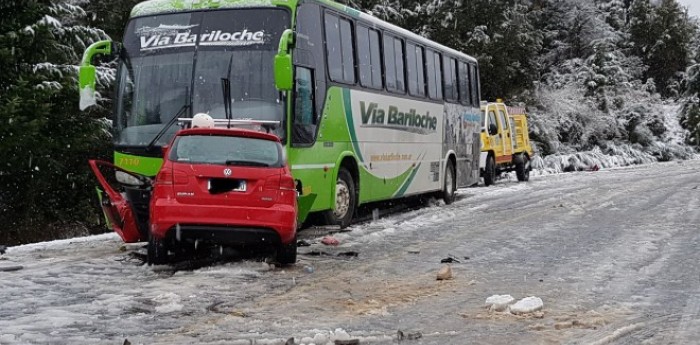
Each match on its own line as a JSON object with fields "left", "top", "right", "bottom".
{"left": 630, "top": 0, "right": 694, "bottom": 96}
{"left": 0, "top": 1, "right": 112, "bottom": 244}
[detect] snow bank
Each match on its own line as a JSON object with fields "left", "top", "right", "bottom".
{"left": 7, "top": 233, "right": 120, "bottom": 254}
{"left": 531, "top": 142, "right": 697, "bottom": 174}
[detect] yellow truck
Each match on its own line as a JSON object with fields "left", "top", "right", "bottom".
{"left": 480, "top": 101, "right": 533, "bottom": 186}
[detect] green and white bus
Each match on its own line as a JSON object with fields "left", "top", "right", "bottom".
{"left": 80, "top": 0, "right": 482, "bottom": 230}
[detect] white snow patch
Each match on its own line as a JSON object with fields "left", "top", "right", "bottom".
{"left": 79, "top": 86, "right": 96, "bottom": 110}
{"left": 509, "top": 296, "right": 544, "bottom": 315}
{"left": 7, "top": 233, "right": 120, "bottom": 254}
{"left": 485, "top": 294, "right": 515, "bottom": 312}
{"left": 153, "top": 292, "right": 183, "bottom": 314}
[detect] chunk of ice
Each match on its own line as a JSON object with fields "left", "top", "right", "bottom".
{"left": 510, "top": 296, "right": 543, "bottom": 314}
{"left": 485, "top": 294, "right": 515, "bottom": 312}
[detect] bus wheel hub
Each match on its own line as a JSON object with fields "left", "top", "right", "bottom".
{"left": 334, "top": 180, "right": 350, "bottom": 219}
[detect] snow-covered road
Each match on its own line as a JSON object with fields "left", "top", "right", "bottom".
{"left": 2, "top": 160, "right": 700, "bottom": 345}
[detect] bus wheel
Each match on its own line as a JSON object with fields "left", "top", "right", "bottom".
{"left": 516, "top": 154, "right": 530, "bottom": 182}
{"left": 484, "top": 155, "right": 496, "bottom": 186}
{"left": 442, "top": 160, "right": 457, "bottom": 204}
{"left": 147, "top": 233, "right": 168, "bottom": 266}
{"left": 324, "top": 168, "right": 356, "bottom": 228}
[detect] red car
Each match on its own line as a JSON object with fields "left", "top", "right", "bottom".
{"left": 148, "top": 127, "right": 298, "bottom": 265}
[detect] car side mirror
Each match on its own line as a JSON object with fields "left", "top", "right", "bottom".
{"left": 488, "top": 123, "right": 498, "bottom": 136}
{"left": 274, "top": 29, "right": 295, "bottom": 91}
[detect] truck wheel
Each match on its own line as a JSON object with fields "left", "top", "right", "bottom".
{"left": 484, "top": 156, "right": 496, "bottom": 186}
{"left": 147, "top": 234, "right": 168, "bottom": 265}
{"left": 516, "top": 155, "right": 530, "bottom": 182}
{"left": 442, "top": 160, "right": 457, "bottom": 204}
{"left": 323, "top": 168, "right": 356, "bottom": 228}
{"left": 276, "top": 236, "right": 297, "bottom": 265}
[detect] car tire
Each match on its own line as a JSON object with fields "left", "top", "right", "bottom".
{"left": 276, "top": 237, "right": 297, "bottom": 265}
{"left": 323, "top": 167, "right": 356, "bottom": 228}
{"left": 147, "top": 233, "right": 168, "bottom": 265}
{"left": 516, "top": 154, "right": 530, "bottom": 182}
{"left": 484, "top": 155, "right": 496, "bottom": 186}
{"left": 442, "top": 160, "right": 457, "bottom": 204}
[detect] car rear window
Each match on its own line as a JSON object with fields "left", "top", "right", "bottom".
{"left": 169, "top": 135, "right": 283, "bottom": 167}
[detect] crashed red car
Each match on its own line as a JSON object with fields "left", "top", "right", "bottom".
{"left": 148, "top": 127, "right": 298, "bottom": 265}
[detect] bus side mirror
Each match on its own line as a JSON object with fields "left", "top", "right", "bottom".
{"left": 488, "top": 123, "right": 498, "bottom": 136}
{"left": 79, "top": 40, "right": 115, "bottom": 110}
{"left": 274, "top": 29, "right": 295, "bottom": 91}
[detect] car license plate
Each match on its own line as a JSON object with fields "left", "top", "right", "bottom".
{"left": 234, "top": 180, "right": 246, "bottom": 192}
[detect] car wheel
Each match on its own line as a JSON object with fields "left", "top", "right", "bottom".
{"left": 276, "top": 237, "right": 297, "bottom": 265}
{"left": 442, "top": 160, "right": 457, "bottom": 204}
{"left": 147, "top": 233, "right": 168, "bottom": 265}
{"left": 516, "top": 154, "right": 530, "bottom": 182}
{"left": 484, "top": 155, "right": 496, "bottom": 186}
{"left": 323, "top": 167, "right": 356, "bottom": 228}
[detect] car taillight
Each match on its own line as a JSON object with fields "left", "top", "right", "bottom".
{"left": 156, "top": 170, "right": 188, "bottom": 185}
{"left": 280, "top": 175, "right": 296, "bottom": 191}
{"left": 264, "top": 174, "right": 296, "bottom": 191}
{"left": 264, "top": 174, "right": 280, "bottom": 190}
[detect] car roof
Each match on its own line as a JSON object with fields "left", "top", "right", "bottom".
{"left": 174, "top": 128, "right": 281, "bottom": 142}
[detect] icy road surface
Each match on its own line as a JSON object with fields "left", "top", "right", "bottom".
{"left": 2, "top": 160, "right": 700, "bottom": 344}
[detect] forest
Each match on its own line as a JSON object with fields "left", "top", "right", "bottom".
{"left": 1, "top": 0, "right": 698, "bottom": 245}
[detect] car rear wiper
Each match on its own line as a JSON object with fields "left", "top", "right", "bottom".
{"left": 225, "top": 160, "right": 271, "bottom": 167}
{"left": 145, "top": 102, "right": 190, "bottom": 154}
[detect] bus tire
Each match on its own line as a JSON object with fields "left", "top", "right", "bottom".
{"left": 276, "top": 236, "right": 297, "bottom": 265}
{"left": 516, "top": 154, "right": 530, "bottom": 182}
{"left": 442, "top": 160, "right": 457, "bottom": 204}
{"left": 323, "top": 168, "right": 356, "bottom": 229}
{"left": 484, "top": 155, "right": 496, "bottom": 186}
{"left": 147, "top": 233, "right": 168, "bottom": 266}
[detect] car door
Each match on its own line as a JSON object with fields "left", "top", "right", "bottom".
{"left": 89, "top": 160, "right": 149, "bottom": 243}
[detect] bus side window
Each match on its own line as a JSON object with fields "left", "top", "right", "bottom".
{"left": 292, "top": 66, "right": 317, "bottom": 146}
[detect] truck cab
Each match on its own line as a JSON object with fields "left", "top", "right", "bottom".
{"left": 480, "top": 100, "right": 533, "bottom": 185}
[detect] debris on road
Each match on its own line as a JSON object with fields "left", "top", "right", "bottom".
{"left": 407, "top": 248, "right": 420, "bottom": 254}
{"left": 0, "top": 245, "right": 7, "bottom": 255}
{"left": 296, "top": 240, "right": 311, "bottom": 247}
{"left": 321, "top": 236, "right": 340, "bottom": 246}
{"left": 510, "top": 296, "right": 544, "bottom": 315}
{"left": 485, "top": 294, "right": 515, "bottom": 312}
{"left": 303, "top": 265, "right": 314, "bottom": 273}
{"left": 0, "top": 265, "right": 24, "bottom": 272}
{"left": 337, "top": 251, "right": 359, "bottom": 258}
{"left": 440, "top": 255, "right": 462, "bottom": 263}
{"left": 436, "top": 265, "right": 453, "bottom": 280}
{"left": 301, "top": 250, "right": 333, "bottom": 256}
{"left": 335, "top": 340, "right": 360, "bottom": 345}
{"left": 285, "top": 337, "right": 295, "bottom": 345}
{"left": 397, "top": 330, "right": 422, "bottom": 341}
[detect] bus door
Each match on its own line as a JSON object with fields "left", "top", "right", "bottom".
{"left": 496, "top": 105, "right": 514, "bottom": 160}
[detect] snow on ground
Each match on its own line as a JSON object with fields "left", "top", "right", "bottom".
{"left": 1, "top": 159, "right": 700, "bottom": 344}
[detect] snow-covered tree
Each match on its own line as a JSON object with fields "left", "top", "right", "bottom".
{"left": 630, "top": 0, "right": 694, "bottom": 96}
{"left": 0, "top": 0, "right": 111, "bottom": 244}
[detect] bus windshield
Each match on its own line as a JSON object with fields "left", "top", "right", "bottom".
{"left": 114, "top": 8, "right": 289, "bottom": 148}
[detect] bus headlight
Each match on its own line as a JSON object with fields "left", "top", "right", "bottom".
{"left": 116, "top": 171, "right": 147, "bottom": 187}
